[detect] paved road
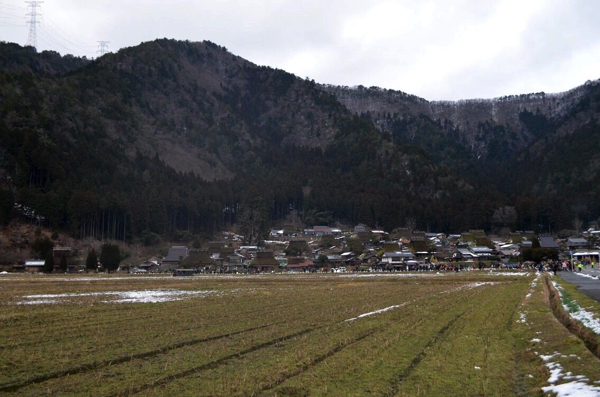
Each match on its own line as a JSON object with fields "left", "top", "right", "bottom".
{"left": 559, "top": 268, "right": 600, "bottom": 302}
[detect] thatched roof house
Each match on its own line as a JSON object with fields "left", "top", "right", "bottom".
{"left": 180, "top": 250, "right": 215, "bottom": 270}
{"left": 250, "top": 251, "right": 281, "bottom": 272}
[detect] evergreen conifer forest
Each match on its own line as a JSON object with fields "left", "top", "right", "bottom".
{"left": 1, "top": 39, "right": 600, "bottom": 240}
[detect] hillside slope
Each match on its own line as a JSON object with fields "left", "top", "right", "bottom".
{"left": 0, "top": 39, "right": 599, "bottom": 240}
{"left": 0, "top": 40, "right": 471, "bottom": 240}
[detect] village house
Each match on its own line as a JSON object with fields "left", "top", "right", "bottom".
{"left": 161, "top": 246, "right": 189, "bottom": 270}
{"left": 313, "top": 226, "right": 333, "bottom": 237}
{"left": 470, "top": 246, "right": 496, "bottom": 259}
{"left": 567, "top": 237, "right": 588, "bottom": 249}
{"left": 285, "top": 256, "right": 316, "bottom": 272}
{"left": 380, "top": 251, "right": 416, "bottom": 270}
{"left": 538, "top": 234, "right": 560, "bottom": 260}
{"left": 52, "top": 247, "right": 81, "bottom": 272}
{"left": 180, "top": 250, "right": 215, "bottom": 272}
{"left": 452, "top": 248, "right": 479, "bottom": 262}
{"left": 136, "top": 260, "right": 160, "bottom": 273}
{"left": 354, "top": 224, "right": 369, "bottom": 234}
{"left": 250, "top": 251, "right": 281, "bottom": 273}
{"left": 360, "top": 251, "right": 378, "bottom": 265}
{"left": 24, "top": 260, "right": 45, "bottom": 273}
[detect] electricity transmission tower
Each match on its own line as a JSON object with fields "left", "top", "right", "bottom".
{"left": 25, "top": 1, "right": 43, "bottom": 49}
{"left": 97, "top": 41, "right": 110, "bottom": 56}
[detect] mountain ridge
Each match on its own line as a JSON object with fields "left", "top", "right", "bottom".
{"left": 0, "top": 39, "right": 599, "bottom": 240}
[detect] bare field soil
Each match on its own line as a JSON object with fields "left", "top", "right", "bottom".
{"left": 1, "top": 271, "right": 600, "bottom": 396}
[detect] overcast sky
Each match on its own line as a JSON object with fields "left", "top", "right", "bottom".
{"left": 1, "top": 0, "right": 599, "bottom": 100}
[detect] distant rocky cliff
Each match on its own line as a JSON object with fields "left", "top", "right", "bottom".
{"left": 322, "top": 80, "right": 599, "bottom": 157}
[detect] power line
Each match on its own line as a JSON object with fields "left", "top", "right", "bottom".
{"left": 0, "top": 10, "right": 25, "bottom": 18}
{"left": 37, "top": 25, "right": 91, "bottom": 56}
{"left": 0, "top": 1, "right": 27, "bottom": 10}
{"left": 25, "top": 0, "right": 42, "bottom": 49}
{"left": 1, "top": 1, "right": 102, "bottom": 58}
{"left": 97, "top": 40, "right": 109, "bottom": 56}
{"left": 0, "top": 21, "right": 23, "bottom": 27}
{"left": 40, "top": 16, "right": 95, "bottom": 51}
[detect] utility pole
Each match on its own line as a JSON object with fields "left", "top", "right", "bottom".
{"left": 97, "top": 41, "right": 110, "bottom": 56}
{"left": 25, "top": 1, "right": 43, "bottom": 49}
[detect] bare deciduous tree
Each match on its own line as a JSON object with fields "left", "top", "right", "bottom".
{"left": 572, "top": 218, "right": 583, "bottom": 235}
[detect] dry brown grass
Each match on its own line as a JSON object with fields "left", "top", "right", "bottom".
{"left": 1, "top": 272, "right": 599, "bottom": 396}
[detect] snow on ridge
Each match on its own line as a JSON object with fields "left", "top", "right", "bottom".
{"left": 486, "top": 271, "right": 532, "bottom": 277}
{"left": 16, "top": 299, "right": 61, "bottom": 305}
{"left": 517, "top": 312, "right": 527, "bottom": 324}
{"left": 542, "top": 381, "right": 600, "bottom": 397}
{"left": 552, "top": 281, "right": 600, "bottom": 334}
{"left": 339, "top": 273, "right": 444, "bottom": 279}
{"left": 540, "top": 358, "right": 600, "bottom": 396}
{"left": 430, "top": 78, "right": 598, "bottom": 106}
{"left": 533, "top": 349, "right": 600, "bottom": 396}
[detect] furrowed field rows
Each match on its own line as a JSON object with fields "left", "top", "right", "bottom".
{"left": 0, "top": 287, "right": 321, "bottom": 351}
{"left": 0, "top": 279, "right": 299, "bottom": 332}
{"left": 10, "top": 281, "right": 500, "bottom": 396}
{"left": 130, "top": 283, "right": 502, "bottom": 396}
{"left": 0, "top": 277, "right": 472, "bottom": 388}
{"left": 263, "top": 283, "right": 519, "bottom": 397}
{"left": 0, "top": 274, "right": 536, "bottom": 396}
{"left": 0, "top": 277, "right": 426, "bottom": 333}
{"left": 394, "top": 281, "right": 529, "bottom": 396}
{"left": 0, "top": 278, "right": 428, "bottom": 337}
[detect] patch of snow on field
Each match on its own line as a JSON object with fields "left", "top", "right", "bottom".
{"left": 526, "top": 274, "right": 540, "bottom": 300}
{"left": 345, "top": 304, "right": 403, "bottom": 322}
{"left": 542, "top": 380, "right": 600, "bottom": 396}
{"left": 446, "top": 282, "right": 496, "bottom": 294}
{"left": 536, "top": 352, "right": 600, "bottom": 396}
{"left": 546, "top": 361, "right": 564, "bottom": 383}
{"left": 15, "top": 289, "right": 217, "bottom": 305}
{"left": 109, "top": 290, "right": 214, "bottom": 303}
{"left": 517, "top": 312, "right": 527, "bottom": 324}
{"left": 0, "top": 276, "right": 179, "bottom": 282}
{"left": 486, "top": 271, "right": 532, "bottom": 277}
{"left": 16, "top": 299, "right": 61, "bottom": 305}
{"left": 540, "top": 352, "right": 560, "bottom": 362}
{"left": 552, "top": 282, "right": 600, "bottom": 334}
{"left": 339, "top": 273, "right": 444, "bottom": 279}
{"left": 472, "top": 281, "right": 497, "bottom": 287}
{"left": 25, "top": 292, "right": 111, "bottom": 298}
{"left": 568, "top": 309, "right": 600, "bottom": 334}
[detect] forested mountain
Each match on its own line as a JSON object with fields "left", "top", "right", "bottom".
{"left": 323, "top": 80, "right": 600, "bottom": 232}
{"left": 0, "top": 39, "right": 599, "bottom": 242}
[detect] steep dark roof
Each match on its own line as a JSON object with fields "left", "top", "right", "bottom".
{"left": 286, "top": 240, "right": 310, "bottom": 252}
{"left": 180, "top": 250, "right": 215, "bottom": 267}
{"left": 251, "top": 251, "right": 280, "bottom": 266}
{"left": 538, "top": 235, "right": 559, "bottom": 249}
{"left": 163, "top": 246, "right": 189, "bottom": 262}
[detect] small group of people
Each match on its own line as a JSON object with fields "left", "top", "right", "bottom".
{"left": 536, "top": 259, "right": 597, "bottom": 274}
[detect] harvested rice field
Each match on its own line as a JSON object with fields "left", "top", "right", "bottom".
{"left": 2, "top": 271, "right": 600, "bottom": 396}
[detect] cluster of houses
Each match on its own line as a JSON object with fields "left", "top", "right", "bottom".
{"left": 17, "top": 225, "right": 599, "bottom": 274}
{"left": 132, "top": 225, "right": 600, "bottom": 274}
{"left": 22, "top": 247, "right": 74, "bottom": 273}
